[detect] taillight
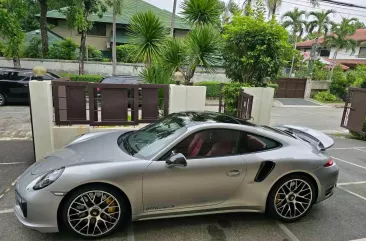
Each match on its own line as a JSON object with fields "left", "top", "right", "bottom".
{"left": 97, "top": 87, "right": 101, "bottom": 92}
{"left": 323, "top": 157, "right": 333, "bottom": 167}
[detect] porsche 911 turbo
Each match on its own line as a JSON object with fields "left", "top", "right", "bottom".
{"left": 14, "top": 111, "right": 339, "bottom": 238}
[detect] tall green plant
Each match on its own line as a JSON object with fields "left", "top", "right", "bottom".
{"left": 306, "top": 9, "right": 334, "bottom": 75}
{"left": 62, "top": 0, "right": 108, "bottom": 74}
{"left": 223, "top": 9, "right": 291, "bottom": 85}
{"left": 24, "top": 37, "right": 42, "bottom": 58}
{"left": 181, "top": 0, "right": 222, "bottom": 27}
{"left": 325, "top": 18, "right": 358, "bottom": 80}
{"left": 128, "top": 11, "right": 167, "bottom": 67}
{"left": 281, "top": 8, "right": 306, "bottom": 76}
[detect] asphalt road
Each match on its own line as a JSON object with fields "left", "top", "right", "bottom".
{"left": 0, "top": 137, "right": 366, "bottom": 241}
{"left": 0, "top": 105, "right": 32, "bottom": 140}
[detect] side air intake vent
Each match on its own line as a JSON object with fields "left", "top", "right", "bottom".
{"left": 254, "top": 161, "right": 276, "bottom": 182}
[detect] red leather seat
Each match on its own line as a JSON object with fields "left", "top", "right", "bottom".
{"left": 187, "top": 133, "right": 205, "bottom": 157}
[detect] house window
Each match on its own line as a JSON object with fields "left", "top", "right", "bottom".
{"left": 79, "top": 23, "right": 106, "bottom": 36}
{"left": 320, "top": 49, "right": 330, "bottom": 57}
{"left": 359, "top": 47, "right": 366, "bottom": 58}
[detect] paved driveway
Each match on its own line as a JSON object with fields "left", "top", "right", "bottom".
{"left": 0, "top": 105, "right": 32, "bottom": 140}
{"left": 1, "top": 137, "right": 366, "bottom": 241}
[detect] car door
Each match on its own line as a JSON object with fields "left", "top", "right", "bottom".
{"left": 7, "top": 72, "right": 30, "bottom": 102}
{"left": 142, "top": 128, "right": 247, "bottom": 212}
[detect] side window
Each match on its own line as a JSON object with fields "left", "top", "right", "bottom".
{"left": 237, "top": 132, "right": 281, "bottom": 154}
{"left": 172, "top": 129, "right": 240, "bottom": 159}
{"left": 9, "top": 72, "right": 28, "bottom": 81}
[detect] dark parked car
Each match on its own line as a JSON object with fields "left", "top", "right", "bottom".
{"left": 0, "top": 68, "right": 60, "bottom": 106}
{"left": 98, "top": 75, "right": 143, "bottom": 107}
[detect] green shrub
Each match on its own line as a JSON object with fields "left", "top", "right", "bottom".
{"left": 361, "top": 80, "right": 366, "bottom": 89}
{"left": 222, "top": 82, "right": 251, "bottom": 116}
{"left": 87, "top": 45, "right": 102, "bottom": 60}
{"left": 48, "top": 38, "right": 78, "bottom": 60}
{"left": 312, "top": 60, "right": 327, "bottom": 80}
{"left": 116, "top": 44, "right": 139, "bottom": 63}
{"left": 314, "top": 91, "right": 337, "bottom": 102}
{"left": 267, "top": 83, "right": 279, "bottom": 89}
{"left": 23, "top": 37, "right": 42, "bottom": 58}
{"left": 139, "top": 64, "right": 173, "bottom": 84}
{"left": 60, "top": 73, "right": 102, "bottom": 83}
{"left": 194, "top": 81, "right": 223, "bottom": 98}
{"left": 330, "top": 67, "right": 347, "bottom": 100}
{"left": 103, "top": 58, "right": 110, "bottom": 62}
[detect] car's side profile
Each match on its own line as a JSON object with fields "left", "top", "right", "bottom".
{"left": 0, "top": 68, "right": 59, "bottom": 106}
{"left": 14, "top": 112, "right": 339, "bottom": 238}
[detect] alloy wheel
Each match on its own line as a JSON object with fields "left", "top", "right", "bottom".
{"left": 67, "top": 190, "right": 121, "bottom": 237}
{"left": 274, "top": 179, "right": 312, "bottom": 219}
{"left": 0, "top": 94, "right": 4, "bottom": 106}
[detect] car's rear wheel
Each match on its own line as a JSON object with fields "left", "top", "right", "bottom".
{"left": 0, "top": 93, "right": 6, "bottom": 106}
{"left": 267, "top": 174, "right": 316, "bottom": 222}
{"left": 61, "top": 184, "right": 128, "bottom": 238}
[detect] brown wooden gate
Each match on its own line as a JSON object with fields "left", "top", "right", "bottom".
{"left": 341, "top": 87, "right": 366, "bottom": 134}
{"left": 52, "top": 81, "right": 169, "bottom": 126}
{"left": 237, "top": 90, "right": 253, "bottom": 120}
{"left": 275, "top": 78, "right": 307, "bottom": 98}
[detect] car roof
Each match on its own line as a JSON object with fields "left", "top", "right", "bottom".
{"left": 170, "top": 111, "right": 256, "bottom": 127}
{"left": 100, "top": 75, "right": 142, "bottom": 84}
{"left": 0, "top": 67, "right": 58, "bottom": 76}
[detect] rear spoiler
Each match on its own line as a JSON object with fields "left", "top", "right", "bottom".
{"left": 278, "top": 125, "right": 334, "bottom": 151}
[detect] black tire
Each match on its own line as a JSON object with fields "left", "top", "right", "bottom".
{"left": 0, "top": 93, "right": 6, "bottom": 106}
{"left": 61, "top": 184, "right": 128, "bottom": 238}
{"left": 266, "top": 174, "right": 316, "bottom": 222}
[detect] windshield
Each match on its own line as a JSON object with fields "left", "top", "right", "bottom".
{"left": 118, "top": 114, "right": 189, "bottom": 159}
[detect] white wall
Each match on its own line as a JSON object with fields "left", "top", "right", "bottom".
{"left": 243, "top": 87, "right": 274, "bottom": 126}
{"left": 169, "top": 85, "right": 206, "bottom": 113}
{"left": 0, "top": 58, "right": 231, "bottom": 83}
{"left": 329, "top": 46, "right": 365, "bottom": 60}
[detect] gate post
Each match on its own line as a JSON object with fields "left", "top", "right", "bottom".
{"left": 29, "top": 81, "right": 54, "bottom": 160}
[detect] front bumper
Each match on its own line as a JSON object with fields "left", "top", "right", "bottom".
{"left": 312, "top": 163, "right": 339, "bottom": 203}
{"left": 14, "top": 173, "right": 64, "bottom": 233}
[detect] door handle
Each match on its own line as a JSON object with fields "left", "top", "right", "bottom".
{"left": 226, "top": 169, "right": 242, "bottom": 177}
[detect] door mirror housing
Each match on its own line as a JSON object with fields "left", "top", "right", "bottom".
{"left": 166, "top": 153, "right": 187, "bottom": 168}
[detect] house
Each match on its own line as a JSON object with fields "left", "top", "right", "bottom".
{"left": 42, "top": 0, "right": 190, "bottom": 54}
{"left": 24, "top": 29, "right": 64, "bottom": 46}
{"left": 297, "top": 28, "right": 366, "bottom": 68}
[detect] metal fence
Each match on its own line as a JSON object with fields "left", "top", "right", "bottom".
{"left": 341, "top": 87, "right": 366, "bottom": 134}
{"left": 52, "top": 81, "right": 169, "bottom": 126}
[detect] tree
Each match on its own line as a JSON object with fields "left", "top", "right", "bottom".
{"left": 106, "top": 0, "right": 123, "bottom": 75}
{"left": 325, "top": 18, "right": 358, "bottom": 80}
{"left": 266, "top": 0, "right": 281, "bottom": 18}
{"left": 223, "top": 9, "right": 291, "bottom": 85}
{"left": 128, "top": 11, "right": 167, "bottom": 68}
{"left": 63, "top": 0, "right": 108, "bottom": 74}
{"left": 306, "top": 9, "right": 334, "bottom": 76}
{"left": 39, "top": 0, "right": 49, "bottom": 57}
{"left": 170, "top": 0, "right": 178, "bottom": 36}
{"left": 0, "top": 0, "right": 25, "bottom": 67}
{"left": 181, "top": 0, "right": 222, "bottom": 27}
{"left": 221, "top": 0, "right": 240, "bottom": 25}
{"left": 282, "top": 8, "right": 306, "bottom": 76}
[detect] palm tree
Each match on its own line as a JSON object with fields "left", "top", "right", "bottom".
{"left": 181, "top": 0, "right": 222, "bottom": 27}
{"left": 266, "top": 0, "right": 282, "bottom": 18}
{"left": 183, "top": 25, "right": 221, "bottom": 83}
{"left": 282, "top": 8, "right": 307, "bottom": 76}
{"left": 106, "top": 0, "right": 123, "bottom": 75}
{"left": 128, "top": 11, "right": 167, "bottom": 67}
{"left": 306, "top": 9, "right": 334, "bottom": 76}
{"left": 325, "top": 18, "right": 358, "bottom": 80}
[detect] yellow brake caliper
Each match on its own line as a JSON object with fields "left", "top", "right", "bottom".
{"left": 105, "top": 197, "right": 116, "bottom": 213}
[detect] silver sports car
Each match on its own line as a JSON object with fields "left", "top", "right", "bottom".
{"left": 15, "top": 111, "right": 339, "bottom": 238}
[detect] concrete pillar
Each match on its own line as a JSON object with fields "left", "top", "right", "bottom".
{"left": 29, "top": 81, "right": 54, "bottom": 160}
{"left": 243, "top": 87, "right": 274, "bottom": 125}
{"left": 169, "top": 84, "right": 206, "bottom": 114}
{"left": 304, "top": 78, "right": 312, "bottom": 98}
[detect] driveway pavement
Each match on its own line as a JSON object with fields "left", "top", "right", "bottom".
{"left": 0, "top": 105, "right": 32, "bottom": 140}
{"left": 1, "top": 137, "right": 366, "bottom": 241}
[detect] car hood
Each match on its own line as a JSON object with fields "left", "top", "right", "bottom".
{"left": 31, "top": 130, "right": 137, "bottom": 175}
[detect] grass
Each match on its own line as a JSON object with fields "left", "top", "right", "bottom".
{"left": 311, "top": 98, "right": 344, "bottom": 104}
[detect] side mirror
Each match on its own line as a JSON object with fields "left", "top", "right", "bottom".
{"left": 166, "top": 153, "right": 187, "bottom": 168}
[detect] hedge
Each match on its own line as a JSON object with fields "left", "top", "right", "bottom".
{"left": 60, "top": 74, "right": 102, "bottom": 83}
{"left": 194, "top": 81, "right": 223, "bottom": 97}
{"left": 194, "top": 81, "right": 279, "bottom": 98}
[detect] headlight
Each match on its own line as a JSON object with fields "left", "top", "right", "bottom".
{"left": 33, "top": 167, "right": 65, "bottom": 190}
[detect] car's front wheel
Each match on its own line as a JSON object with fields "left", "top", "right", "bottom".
{"left": 267, "top": 174, "right": 316, "bottom": 222}
{"left": 61, "top": 184, "right": 128, "bottom": 238}
{"left": 0, "top": 93, "right": 6, "bottom": 106}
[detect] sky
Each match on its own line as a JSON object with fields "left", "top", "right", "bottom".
{"left": 144, "top": 0, "right": 366, "bottom": 25}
